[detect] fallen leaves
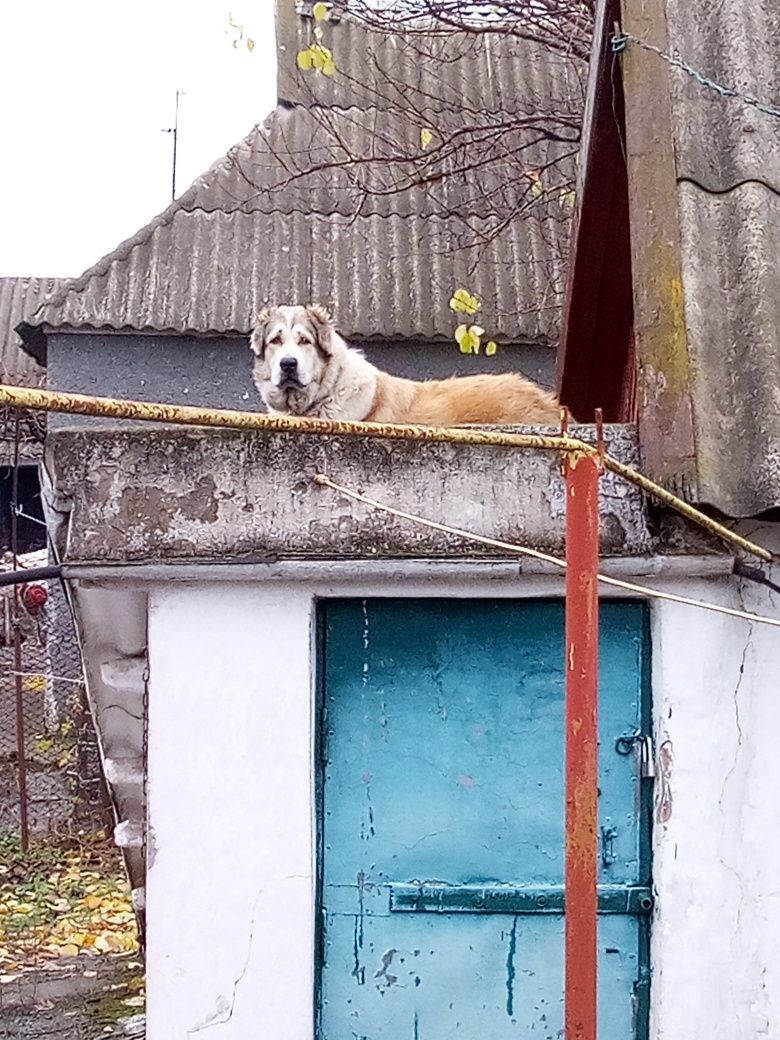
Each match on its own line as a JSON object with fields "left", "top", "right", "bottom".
{"left": 0, "top": 834, "right": 138, "bottom": 973}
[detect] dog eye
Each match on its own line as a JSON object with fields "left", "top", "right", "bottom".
{"left": 298, "top": 335, "right": 312, "bottom": 346}
{"left": 269, "top": 334, "right": 283, "bottom": 345}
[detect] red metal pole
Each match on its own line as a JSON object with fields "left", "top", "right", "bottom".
{"left": 564, "top": 451, "right": 600, "bottom": 1040}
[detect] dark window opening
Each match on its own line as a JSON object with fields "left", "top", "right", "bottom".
{"left": 0, "top": 466, "right": 47, "bottom": 554}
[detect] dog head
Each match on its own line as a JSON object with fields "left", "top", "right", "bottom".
{"left": 250, "top": 304, "right": 336, "bottom": 415}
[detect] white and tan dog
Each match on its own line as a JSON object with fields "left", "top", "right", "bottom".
{"left": 251, "top": 304, "right": 561, "bottom": 425}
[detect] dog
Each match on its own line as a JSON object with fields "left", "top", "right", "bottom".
{"left": 250, "top": 305, "right": 561, "bottom": 425}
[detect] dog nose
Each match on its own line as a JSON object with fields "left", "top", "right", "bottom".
{"left": 280, "top": 356, "right": 298, "bottom": 376}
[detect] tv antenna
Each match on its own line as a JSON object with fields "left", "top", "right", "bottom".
{"left": 162, "top": 90, "right": 186, "bottom": 201}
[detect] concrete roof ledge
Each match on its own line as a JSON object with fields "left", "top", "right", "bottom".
{"left": 43, "top": 423, "right": 661, "bottom": 564}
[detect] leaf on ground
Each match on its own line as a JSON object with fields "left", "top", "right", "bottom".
{"left": 0, "top": 835, "right": 138, "bottom": 973}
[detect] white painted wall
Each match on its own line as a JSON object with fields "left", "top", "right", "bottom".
{"left": 650, "top": 574, "right": 780, "bottom": 1039}
{"left": 142, "top": 564, "right": 780, "bottom": 1039}
{"left": 146, "top": 585, "right": 315, "bottom": 1039}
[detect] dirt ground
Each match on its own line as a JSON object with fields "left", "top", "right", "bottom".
{"left": 0, "top": 954, "right": 144, "bottom": 1038}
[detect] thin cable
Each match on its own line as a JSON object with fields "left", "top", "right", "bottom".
{"left": 733, "top": 562, "right": 780, "bottom": 598}
{"left": 8, "top": 671, "right": 84, "bottom": 686}
{"left": 314, "top": 474, "right": 780, "bottom": 630}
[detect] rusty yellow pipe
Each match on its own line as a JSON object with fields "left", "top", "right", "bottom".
{"left": 0, "top": 383, "right": 772, "bottom": 564}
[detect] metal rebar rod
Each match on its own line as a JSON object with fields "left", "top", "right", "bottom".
{"left": 0, "top": 383, "right": 772, "bottom": 564}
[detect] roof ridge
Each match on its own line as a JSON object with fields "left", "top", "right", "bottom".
{"left": 27, "top": 93, "right": 568, "bottom": 330}
{"left": 27, "top": 120, "right": 273, "bottom": 327}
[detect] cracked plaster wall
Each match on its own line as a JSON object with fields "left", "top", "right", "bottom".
{"left": 46, "top": 425, "right": 650, "bottom": 563}
{"left": 145, "top": 584, "right": 315, "bottom": 1039}
{"left": 650, "top": 534, "right": 780, "bottom": 1039}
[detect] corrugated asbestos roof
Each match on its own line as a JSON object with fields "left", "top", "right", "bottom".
{"left": 0, "top": 277, "right": 63, "bottom": 386}
{"left": 665, "top": 0, "right": 780, "bottom": 515}
{"left": 21, "top": 8, "right": 580, "bottom": 351}
{"left": 277, "top": 7, "right": 583, "bottom": 117}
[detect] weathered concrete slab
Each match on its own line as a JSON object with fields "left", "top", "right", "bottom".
{"left": 45, "top": 424, "right": 652, "bottom": 563}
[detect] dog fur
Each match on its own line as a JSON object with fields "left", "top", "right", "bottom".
{"left": 250, "top": 304, "right": 561, "bottom": 425}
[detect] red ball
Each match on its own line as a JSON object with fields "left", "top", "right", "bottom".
{"left": 21, "top": 583, "right": 48, "bottom": 611}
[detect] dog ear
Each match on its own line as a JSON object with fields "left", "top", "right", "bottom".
{"left": 250, "top": 307, "right": 272, "bottom": 358}
{"left": 306, "top": 304, "right": 335, "bottom": 357}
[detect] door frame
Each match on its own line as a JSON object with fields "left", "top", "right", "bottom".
{"left": 314, "top": 591, "right": 653, "bottom": 1040}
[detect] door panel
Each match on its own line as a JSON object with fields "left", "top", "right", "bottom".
{"left": 321, "top": 914, "right": 639, "bottom": 1039}
{"left": 319, "top": 599, "right": 650, "bottom": 1039}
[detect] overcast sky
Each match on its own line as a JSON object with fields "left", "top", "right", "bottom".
{"left": 0, "top": 1, "right": 277, "bottom": 277}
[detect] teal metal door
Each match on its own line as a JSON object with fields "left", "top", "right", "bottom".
{"left": 318, "top": 599, "right": 650, "bottom": 1039}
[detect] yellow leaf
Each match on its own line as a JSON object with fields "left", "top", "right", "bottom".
{"left": 449, "top": 288, "right": 480, "bottom": 316}
{"left": 420, "top": 128, "right": 433, "bottom": 150}
{"left": 297, "top": 48, "right": 313, "bottom": 71}
{"left": 246, "top": 38, "right": 255, "bottom": 52}
{"left": 58, "top": 944, "right": 80, "bottom": 957}
{"left": 559, "top": 189, "right": 576, "bottom": 208}
{"left": 485, "top": 340, "right": 498, "bottom": 357}
{"left": 313, "top": 1, "right": 330, "bottom": 20}
{"left": 454, "top": 324, "right": 476, "bottom": 354}
{"left": 304, "top": 43, "right": 334, "bottom": 75}
{"left": 83, "top": 895, "right": 102, "bottom": 910}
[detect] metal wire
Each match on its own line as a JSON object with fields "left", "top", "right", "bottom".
{"left": 314, "top": 474, "right": 780, "bottom": 630}
{"left": 613, "top": 31, "right": 780, "bottom": 121}
{"left": 0, "top": 383, "right": 772, "bottom": 564}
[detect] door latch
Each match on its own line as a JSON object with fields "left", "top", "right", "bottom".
{"left": 615, "top": 731, "right": 655, "bottom": 779}
{"left": 639, "top": 734, "right": 655, "bottom": 779}
{"left": 601, "top": 825, "right": 618, "bottom": 867}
